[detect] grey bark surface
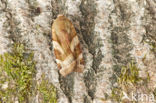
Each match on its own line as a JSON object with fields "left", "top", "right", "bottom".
{"left": 0, "top": 0, "right": 156, "bottom": 103}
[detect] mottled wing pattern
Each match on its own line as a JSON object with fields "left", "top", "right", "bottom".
{"left": 52, "top": 15, "right": 84, "bottom": 77}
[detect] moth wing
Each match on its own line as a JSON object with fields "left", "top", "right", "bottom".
{"left": 52, "top": 15, "right": 84, "bottom": 76}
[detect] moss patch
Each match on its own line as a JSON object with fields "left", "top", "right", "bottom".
{"left": 111, "top": 61, "right": 149, "bottom": 102}
{"left": 0, "top": 43, "right": 57, "bottom": 103}
{"left": 0, "top": 43, "right": 35, "bottom": 102}
{"left": 118, "top": 61, "right": 141, "bottom": 85}
{"left": 38, "top": 74, "right": 57, "bottom": 103}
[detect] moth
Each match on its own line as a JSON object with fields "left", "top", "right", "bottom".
{"left": 52, "top": 15, "right": 84, "bottom": 77}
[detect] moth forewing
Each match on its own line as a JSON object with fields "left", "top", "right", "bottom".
{"left": 52, "top": 15, "right": 84, "bottom": 77}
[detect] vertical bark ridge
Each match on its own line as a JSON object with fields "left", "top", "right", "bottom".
{"left": 109, "top": 0, "right": 133, "bottom": 91}
{"left": 79, "top": 0, "right": 98, "bottom": 101}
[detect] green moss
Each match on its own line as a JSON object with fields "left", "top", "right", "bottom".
{"left": 0, "top": 43, "right": 57, "bottom": 103}
{"left": 118, "top": 61, "right": 142, "bottom": 85}
{"left": 38, "top": 74, "right": 57, "bottom": 103}
{"left": 0, "top": 43, "right": 36, "bottom": 102}
{"left": 111, "top": 61, "right": 143, "bottom": 102}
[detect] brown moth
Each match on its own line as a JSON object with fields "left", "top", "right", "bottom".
{"left": 52, "top": 15, "right": 84, "bottom": 77}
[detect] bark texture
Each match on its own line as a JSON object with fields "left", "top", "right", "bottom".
{"left": 0, "top": 0, "right": 156, "bottom": 103}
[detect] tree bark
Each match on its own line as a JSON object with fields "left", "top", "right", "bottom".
{"left": 0, "top": 0, "right": 156, "bottom": 103}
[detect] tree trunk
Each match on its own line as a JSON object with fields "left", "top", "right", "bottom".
{"left": 0, "top": 0, "right": 156, "bottom": 103}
